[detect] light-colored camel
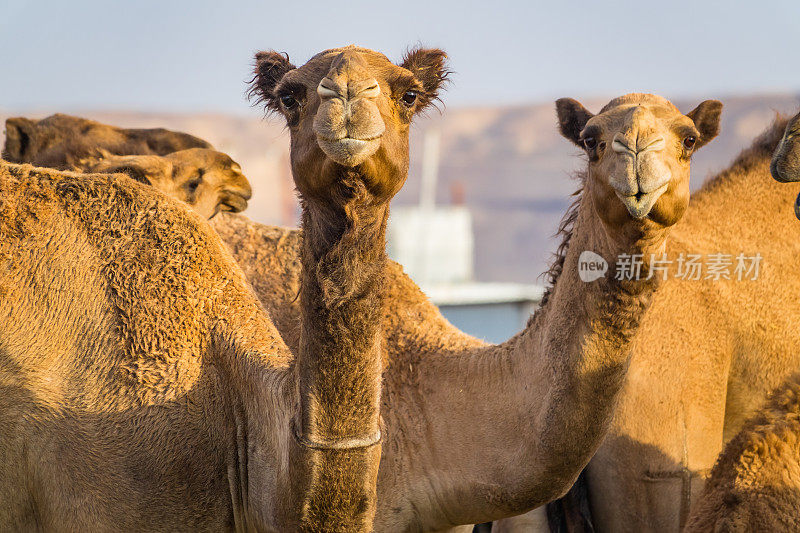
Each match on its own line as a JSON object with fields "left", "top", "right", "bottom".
{"left": 509, "top": 114, "right": 800, "bottom": 532}
{"left": 5, "top": 90, "right": 722, "bottom": 528}
{"left": 2, "top": 113, "right": 211, "bottom": 169}
{"left": 683, "top": 372, "right": 800, "bottom": 532}
{"left": 74, "top": 149, "right": 252, "bottom": 219}
{"left": 682, "top": 119, "right": 800, "bottom": 531}
{"left": 0, "top": 45, "right": 451, "bottom": 531}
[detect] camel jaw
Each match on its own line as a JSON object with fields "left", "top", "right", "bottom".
{"left": 615, "top": 183, "right": 668, "bottom": 219}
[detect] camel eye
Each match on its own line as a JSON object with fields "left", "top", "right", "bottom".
{"left": 583, "top": 136, "right": 597, "bottom": 150}
{"left": 280, "top": 94, "right": 298, "bottom": 110}
{"left": 401, "top": 90, "right": 418, "bottom": 107}
{"left": 683, "top": 136, "right": 697, "bottom": 150}
{"left": 186, "top": 176, "right": 202, "bottom": 193}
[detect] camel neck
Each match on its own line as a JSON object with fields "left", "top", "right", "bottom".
{"left": 292, "top": 169, "right": 388, "bottom": 531}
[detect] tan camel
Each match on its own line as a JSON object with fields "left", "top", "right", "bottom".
{"left": 8, "top": 88, "right": 720, "bottom": 528}
{"left": 510, "top": 114, "right": 800, "bottom": 532}
{"left": 682, "top": 122, "right": 800, "bottom": 531}
{"left": 683, "top": 372, "right": 800, "bottom": 532}
{"left": 0, "top": 45, "right": 454, "bottom": 531}
{"left": 2, "top": 113, "right": 211, "bottom": 169}
{"left": 74, "top": 149, "right": 252, "bottom": 219}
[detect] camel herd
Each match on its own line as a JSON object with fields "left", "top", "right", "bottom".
{"left": 1, "top": 45, "right": 800, "bottom": 532}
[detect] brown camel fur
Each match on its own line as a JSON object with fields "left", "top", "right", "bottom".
{"left": 2, "top": 113, "right": 211, "bottom": 169}
{"left": 683, "top": 372, "right": 800, "bottom": 532}
{"left": 0, "top": 45, "right": 448, "bottom": 531}
{"left": 73, "top": 149, "right": 253, "bottom": 219}
{"left": 674, "top": 113, "right": 800, "bottom": 531}
{"left": 7, "top": 89, "right": 718, "bottom": 529}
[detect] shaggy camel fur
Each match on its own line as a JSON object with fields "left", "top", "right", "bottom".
{"left": 211, "top": 88, "right": 720, "bottom": 528}
{"left": 682, "top": 129, "right": 800, "bottom": 531}
{"left": 74, "top": 149, "right": 252, "bottom": 219}
{"left": 2, "top": 113, "right": 211, "bottom": 169}
{"left": 0, "top": 45, "right": 450, "bottom": 531}
{"left": 683, "top": 372, "right": 800, "bottom": 531}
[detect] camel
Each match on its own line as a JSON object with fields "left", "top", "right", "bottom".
{"left": 771, "top": 110, "right": 800, "bottom": 218}
{"left": 3, "top": 116, "right": 251, "bottom": 219}
{"left": 681, "top": 115, "right": 800, "bottom": 532}
{"left": 683, "top": 372, "right": 800, "bottom": 532}
{"left": 73, "top": 149, "right": 253, "bottom": 219}
{"left": 0, "top": 45, "right": 456, "bottom": 531}
{"left": 2, "top": 113, "right": 211, "bottom": 169}
{"left": 504, "top": 113, "right": 800, "bottom": 532}
{"left": 7, "top": 87, "right": 721, "bottom": 528}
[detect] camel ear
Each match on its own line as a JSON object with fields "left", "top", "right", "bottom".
{"left": 401, "top": 47, "right": 451, "bottom": 111}
{"left": 686, "top": 100, "right": 723, "bottom": 149}
{"left": 556, "top": 98, "right": 594, "bottom": 147}
{"left": 248, "top": 51, "right": 296, "bottom": 112}
{"left": 3, "top": 117, "right": 37, "bottom": 162}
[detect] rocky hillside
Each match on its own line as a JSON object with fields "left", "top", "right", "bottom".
{"left": 3, "top": 93, "right": 798, "bottom": 283}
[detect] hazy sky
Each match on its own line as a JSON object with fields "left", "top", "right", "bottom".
{"left": 2, "top": 0, "right": 799, "bottom": 113}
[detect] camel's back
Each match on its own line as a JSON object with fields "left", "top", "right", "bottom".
{"left": 684, "top": 373, "right": 800, "bottom": 532}
{"left": 0, "top": 162, "right": 285, "bottom": 409}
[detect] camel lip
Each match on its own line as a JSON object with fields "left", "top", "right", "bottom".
{"left": 220, "top": 193, "right": 249, "bottom": 213}
{"left": 317, "top": 134, "right": 383, "bottom": 143}
{"left": 615, "top": 183, "right": 669, "bottom": 219}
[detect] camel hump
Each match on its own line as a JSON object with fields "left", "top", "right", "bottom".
{"left": 0, "top": 161, "right": 285, "bottom": 406}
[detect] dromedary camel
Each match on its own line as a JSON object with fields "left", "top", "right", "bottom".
{"left": 681, "top": 115, "right": 800, "bottom": 532}
{"left": 4, "top": 49, "right": 720, "bottom": 528}
{"left": 2, "top": 113, "right": 211, "bottom": 169}
{"left": 74, "top": 149, "right": 253, "bottom": 219}
{"left": 0, "top": 45, "right": 455, "bottom": 531}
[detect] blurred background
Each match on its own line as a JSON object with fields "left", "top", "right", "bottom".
{"left": 2, "top": 0, "right": 799, "bottom": 340}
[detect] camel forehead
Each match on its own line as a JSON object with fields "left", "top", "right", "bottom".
{"left": 600, "top": 93, "right": 679, "bottom": 113}
{"left": 591, "top": 94, "right": 689, "bottom": 131}
{"left": 287, "top": 45, "right": 404, "bottom": 86}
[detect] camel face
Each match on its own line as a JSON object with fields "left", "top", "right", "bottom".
{"left": 771, "top": 111, "right": 800, "bottom": 183}
{"left": 81, "top": 148, "right": 252, "bottom": 219}
{"left": 249, "top": 45, "right": 449, "bottom": 204}
{"left": 2, "top": 113, "right": 211, "bottom": 170}
{"left": 557, "top": 94, "right": 722, "bottom": 227}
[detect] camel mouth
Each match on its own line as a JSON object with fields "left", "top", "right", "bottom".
{"left": 219, "top": 193, "right": 249, "bottom": 213}
{"left": 615, "top": 183, "right": 669, "bottom": 219}
{"left": 316, "top": 135, "right": 382, "bottom": 167}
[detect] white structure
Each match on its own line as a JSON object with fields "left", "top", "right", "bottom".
{"left": 386, "top": 129, "right": 544, "bottom": 343}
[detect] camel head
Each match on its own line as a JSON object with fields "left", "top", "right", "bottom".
{"left": 770, "top": 111, "right": 800, "bottom": 220}
{"left": 249, "top": 45, "right": 449, "bottom": 206}
{"left": 771, "top": 111, "right": 800, "bottom": 183}
{"left": 78, "top": 148, "right": 252, "bottom": 219}
{"left": 3, "top": 113, "right": 212, "bottom": 169}
{"left": 556, "top": 94, "right": 722, "bottom": 227}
